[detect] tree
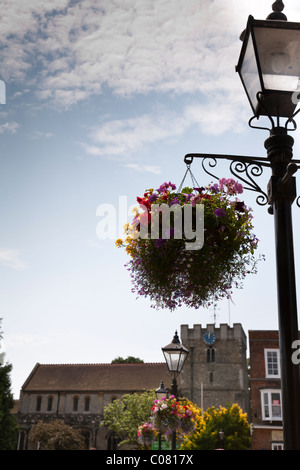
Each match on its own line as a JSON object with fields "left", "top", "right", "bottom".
{"left": 111, "top": 356, "right": 144, "bottom": 363}
{"left": 101, "top": 390, "right": 156, "bottom": 449}
{"left": 181, "top": 404, "right": 251, "bottom": 450}
{"left": 0, "top": 319, "right": 19, "bottom": 450}
{"left": 29, "top": 420, "right": 86, "bottom": 450}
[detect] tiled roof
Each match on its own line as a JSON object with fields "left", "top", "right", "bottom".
{"left": 22, "top": 362, "right": 171, "bottom": 393}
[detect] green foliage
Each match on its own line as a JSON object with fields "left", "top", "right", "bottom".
{"left": 29, "top": 420, "right": 86, "bottom": 450}
{"left": 0, "top": 319, "right": 19, "bottom": 450}
{"left": 111, "top": 356, "right": 144, "bottom": 364}
{"left": 181, "top": 404, "right": 251, "bottom": 450}
{"left": 101, "top": 390, "right": 156, "bottom": 449}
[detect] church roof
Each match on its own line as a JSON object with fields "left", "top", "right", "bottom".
{"left": 22, "top": 362, "right": 171, "bottom": 393}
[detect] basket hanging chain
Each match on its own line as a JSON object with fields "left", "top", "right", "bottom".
{"left": 178, "top": 163, "right": 201, "bottom": 192}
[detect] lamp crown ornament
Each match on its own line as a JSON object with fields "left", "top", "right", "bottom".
{"left": 267, "top": 1, "right": 287, "bottom": 21}
{"left": 172, "top": 331, "right": 180, "bottom": 344}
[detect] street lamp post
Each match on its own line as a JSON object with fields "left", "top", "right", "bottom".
{"left": 183, "top": 1, "right": 300, "bottom": 450}
{"left": 162, "top": 331, "right": 189, "bottom": 450}
{"left": 218, "top": 429, "right": 224, "bottom": 450}
{"left": 155, "top": 381, "right": 169, "bottom": 451}
{"left": 155, "top": 381, "right": 168, "bottom": 400}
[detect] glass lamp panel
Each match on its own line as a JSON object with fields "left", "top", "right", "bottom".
{"left": 240, "top": 32, "right": 262, "bottom": 114}
{"left": 177, "top": 350, "right": 188, "bottom": 372}
{"left": 163, "top": 350, "right": 181, "bottom": 373}
{"left": 163, "top": 349, "right": 188, "bottom": 375}
{"left": 254, "top": 25, "right": 300, "bottom": 93}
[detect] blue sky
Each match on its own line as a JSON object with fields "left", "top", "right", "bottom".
{"left": 1, "top": 0, "right": 300, "bottom": 397}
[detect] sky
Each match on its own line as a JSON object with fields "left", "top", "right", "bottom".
{"left": 1, "top": 0, "right": 300, "bottom": 398}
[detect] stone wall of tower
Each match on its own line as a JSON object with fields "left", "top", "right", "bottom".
{"left": 179, "top": 323, "right": 250, "bottom": 416}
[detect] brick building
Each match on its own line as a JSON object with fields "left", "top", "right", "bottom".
{"left": 249, "top": 330, "right": 284, "bottom": 450}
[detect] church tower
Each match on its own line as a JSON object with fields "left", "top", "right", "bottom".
{"left": 179, "top": 324, "right": 249, "bottom": 415}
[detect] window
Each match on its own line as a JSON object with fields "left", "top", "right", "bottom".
{"left": 272, "top": 442, "right": 284, "bottom": 450}
{"left": 265, "top": 349, "right": 280, "bottom": 378}
{"left": 209, "top": 372, "right": 213, "bottom": 383}
{"left": 107, "top": 433, "right": 119, "bottom": 450}
{"left": 261, "top": 389, "right": 282, "bottom": 421}
{"left": 36, "top": 396, "right": 42, "bottom": 412}
{"left": 73, "top": 396, "right": 79, "bottom": 412}
{"left": 47, "top": 396, "right": 53, "bottom": 412}
{"left": 207, "top": 348, "right": 215, "bottom": 363}
{"left": 84, "top": 396, "right": 90, "bottom": 412}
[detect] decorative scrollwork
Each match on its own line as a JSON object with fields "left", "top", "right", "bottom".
{"left": 229, "top": 160, "right": 269, "bottom": 206}
{"left": 184, "top": 153, "right": 271, "bottom": 207}
{"left": 201, "top": 156, "right": 219, "bottom": 181}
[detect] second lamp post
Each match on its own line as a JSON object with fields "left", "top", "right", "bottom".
{"left": 162, "top": 331, "right": 189, "bottom": 450}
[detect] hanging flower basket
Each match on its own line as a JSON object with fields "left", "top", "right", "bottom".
{"left": 137, "top": 422, "right": 157, "bottom": 447}
{"left": 149, "top": 396, "right": 197, "bottom": 442}
{"left": 116, "top": 179, "right": 261, "bottom": 310}
{"left": 151, "top": 396, "right": 181, "bottom": 433}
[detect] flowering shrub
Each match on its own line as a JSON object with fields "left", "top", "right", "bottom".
{"left": 181, "top": 404, "right": 251, "bottom": 450}
{"left": 137, "top": 422, "right": 157, "bottom": 447}
{"left": 116, "top": 179, "right": 261, "bottom": 310}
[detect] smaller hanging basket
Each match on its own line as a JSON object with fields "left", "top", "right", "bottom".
{"left": 137, "top": 422, "right": 157, "bottom": 447}
{"left": 116, "top": 179, "right": 261, "bottom": 310}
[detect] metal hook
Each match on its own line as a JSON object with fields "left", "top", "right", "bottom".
{"left": 248, "top": 115, "right": 272, "bottom": 132}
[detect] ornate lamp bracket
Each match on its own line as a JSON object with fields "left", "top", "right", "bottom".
{"left": 184, "top": 152, "right": 270, "bottom": 207}
{"left": 184, "top": 93, "right": 300, "bottom": 212}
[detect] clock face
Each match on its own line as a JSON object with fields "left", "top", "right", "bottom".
{"left": 203, "top": 331, "right": 216, "bottom": 345}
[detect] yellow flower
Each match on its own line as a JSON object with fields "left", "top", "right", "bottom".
{"left": 115, "top": 239, "right": 124, "bottom": 248}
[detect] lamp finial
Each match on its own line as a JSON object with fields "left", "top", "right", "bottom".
{"left": 172, "top": 331, "right": 180, "bottom": 344}
{"left": 267, "top": 1, "right": 287, "bottom": 20}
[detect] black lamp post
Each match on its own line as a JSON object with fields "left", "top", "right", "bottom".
{"left": 162, "top": 331, "right": 189, "bottom": 399}
{"left": 155, "top": 381, "right": 169, "bottom": 450}
{"left": 162, "top": 331, "right": 189, "bottom": 449}
{"left": 218, "top": 429, "right": 224, "bottom": 450}
{"left": 155, "top": 381, "right": 168, "bottom": 400}
{"left": 184, "top": 1, "right": 300, "bottom": 450}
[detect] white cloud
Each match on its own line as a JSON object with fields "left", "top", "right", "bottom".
{"left": 83, "top": 93, "right": 247, "bottom": 159}
{"left": 0, "top": 250, "right": 26, "bottom": 270}
{"left": 32, "top": 130, "right": 54, "bottom": 139}
{"left": 123, "top": 163, "right": 161, "bottom": 174}
{"left": 89, "top": 111, "right": 186, "bottom": 154}
{"left": 0, "top": 122, "right": 19, "bottom": 134}
{"left": 2, "top": 0, "right": 299, "bottom": 109}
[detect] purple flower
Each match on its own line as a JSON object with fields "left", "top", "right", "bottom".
{"left": 214, "top": 208, "right": 226, "bottom": 217}
{"left": 209, "top": 183, "right": 220, "bottom": 193}
{"left": 157, "top": 182, "right": 176, "bottom": 193}
{"left": 169, "top": 197, "right": 179, "bottom": 206}
{"left": 234, "top": 201, "right": 245, "bottom": 212}
{"left": 149, "top": 194, "right": 158, "bottom": 203}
